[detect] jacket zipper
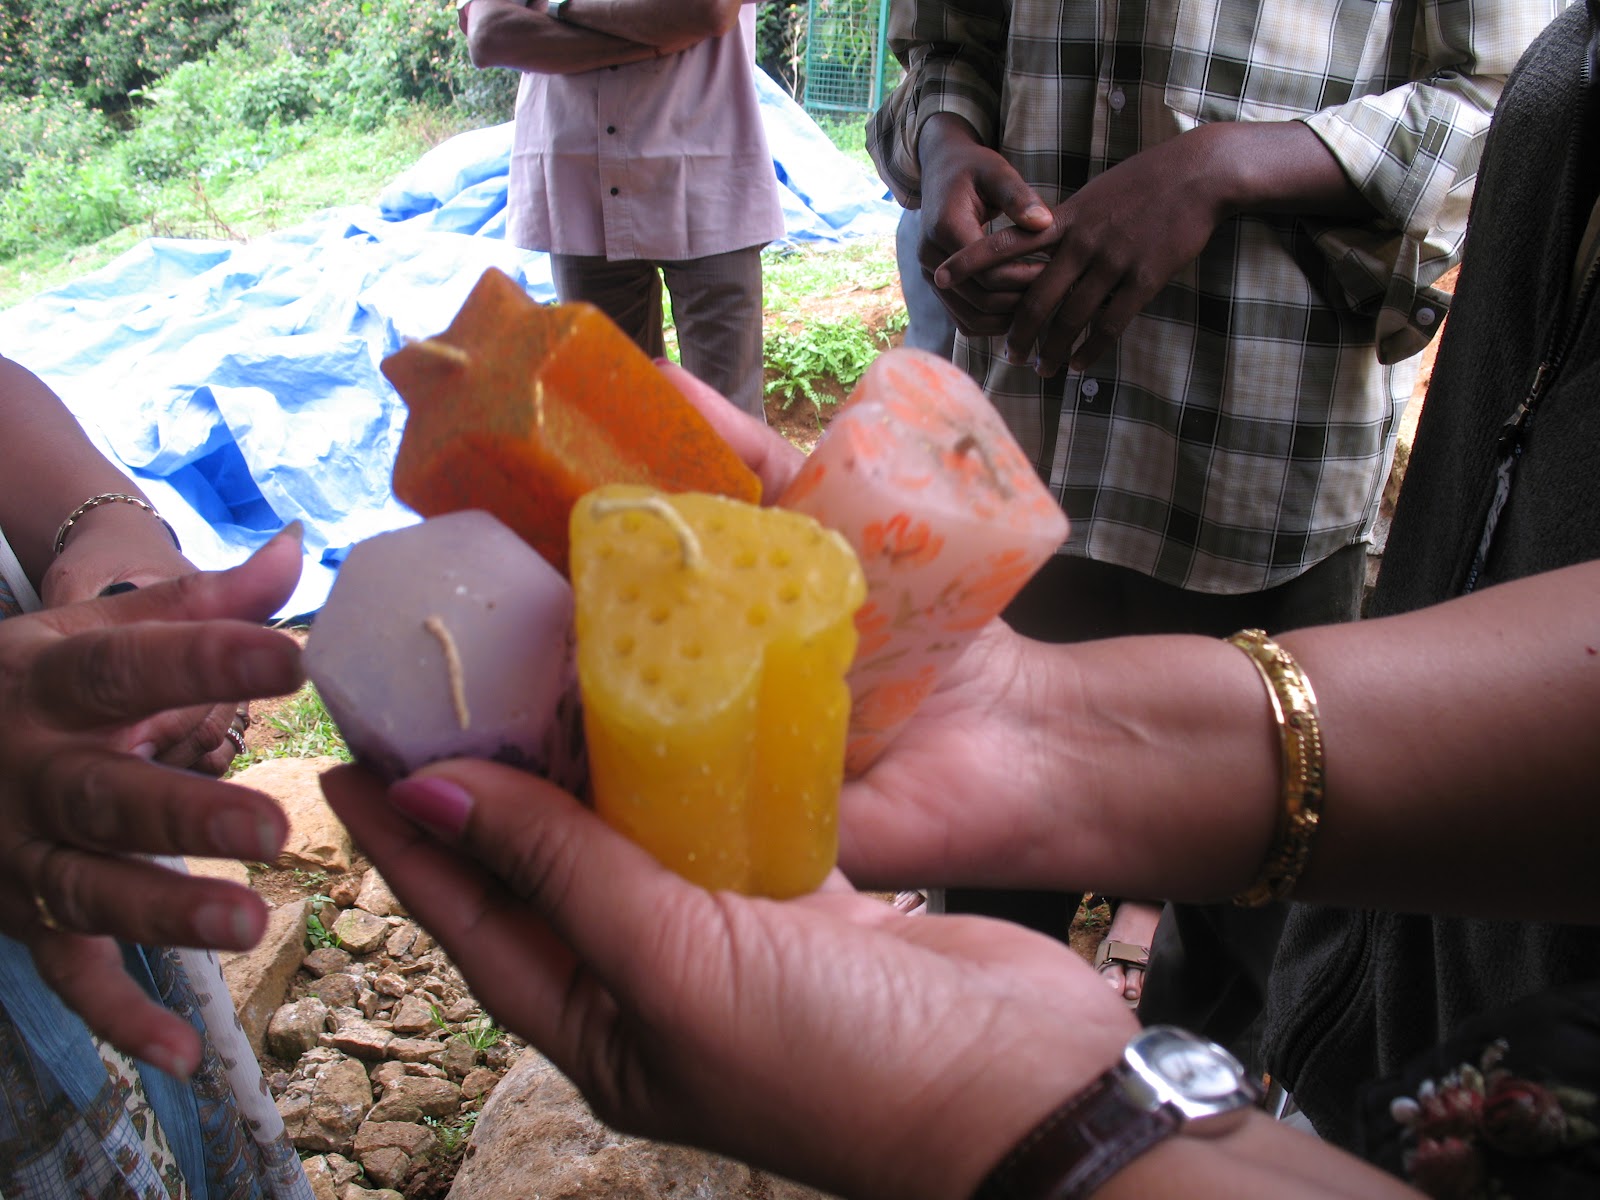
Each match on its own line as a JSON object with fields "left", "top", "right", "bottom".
{"left": 1275, "top": 14, "right": 1600, "bottom": 1088}
{"left": 1462, "top": 39, "right": 1600, "bottom": 595}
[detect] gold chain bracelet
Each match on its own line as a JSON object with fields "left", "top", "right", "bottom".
{"left": 1225, "top": 628, "right": 1324, "bottom": 907}
{"left": 53, "top": 492, "right": 182, "bottom": 557}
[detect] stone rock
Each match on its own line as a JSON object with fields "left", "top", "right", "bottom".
{"left": 266, "top": 997, "right": 331, "bottom": 1061}
{"left": 384, "top": 923, "right": 426, "bottom": 959}
{"left": 300, "top": 1154, "right": 341, "bottom": 1200}
{"left": 370, "top": 1061, "right": 408, "bottom": 1093}
{"left": 439, "top": 997, "right": 476, "bottom": 1024}
{"left": 331, "top": 908, "right": 390, "bottom": 956}
{"left": 282, "top": 1056, "right": 373, "bottom": 1154}
{"left": 355, "top": 869, "right": 407, "bottom": 917}
{"left": 222, "top": 898, "right": 309, "bottom": 1055}
{"left": 342, "top": 1187, "right": 403, "bottom": 1200}
{"left": 328, "top": 875, "right": 362, "bottom": 907}
{"left": 387, "top": 1038, "right": 447, "bottom": 1064}
{"left": 303, "top": 946, "right": 353, "bottom": 978}
{"left": 359, "top": 1147, "right": 411, "bottom": 1191}
{"left": 373, "top": 972, "right": 407, "bottom": 998}
{"left": 389, "top": 993, "right": 438, "bottom": 1037}
{"left": 368, "top": 1075, "right": 462, "bottom": 1124}
{"left": 308, "top": 972, "right": 362, "bottom": 1010}
{"left": 460, "top": 1068, "right": 499, "bottom": 1100}
{"left": 353, "top": 1120, "right": 439, "bottom": 1189}
{"left": 482, "top": 1041, "right": 517, "bottom": 1072}
{"left": 184, "top": 855, "right": 251, "bottom": 890}
{"left": 324, "top": 1010, "right": 392, "bottom": 1061}
{"left": 440, "top": 1036, "right": 479, "bottom": 1078}
{"left": 326, "top": 1153, "right": 362, "bottom": 1188}
{"left": 446, "top": 1053, "right": 838, "bottom": 1200}
{"left": 233, "top": 756, "right": 354, "bottom": 871}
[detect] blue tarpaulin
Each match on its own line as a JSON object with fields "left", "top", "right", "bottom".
{"left": 0, "top": 71, "right": 899, "bottom": 618}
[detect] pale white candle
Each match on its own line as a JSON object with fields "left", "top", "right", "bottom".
{"left": 306, "top": 510, "right": 584, "bottom": 790}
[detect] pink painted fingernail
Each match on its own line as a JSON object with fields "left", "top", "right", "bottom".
{"left": 388, "top": 775, "right": 474, "bottom": 840}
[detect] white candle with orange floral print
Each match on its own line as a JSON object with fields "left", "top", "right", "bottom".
{"left": 777, "top": 348, "right": 1069, "bottom": 775}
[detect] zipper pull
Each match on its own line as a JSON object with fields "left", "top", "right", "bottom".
{"left": 1496, "top": 361, "right": 1552, "bottom": 456}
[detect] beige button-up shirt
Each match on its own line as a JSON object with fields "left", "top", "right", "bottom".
{"left": 507, "top": 7, "right": 784, "bottom": 262}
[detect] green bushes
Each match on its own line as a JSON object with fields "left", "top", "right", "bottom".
{"left": 20, "top": 0, "right": 239, "bottom": 111}
{"left": 0, "top": 0, "right": 517, "bottom": 264}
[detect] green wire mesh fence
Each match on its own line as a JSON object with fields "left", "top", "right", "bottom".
{"left": 800, "top": 0, "right": 900, "bottom": 115}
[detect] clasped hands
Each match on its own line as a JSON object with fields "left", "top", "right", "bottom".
{"left": 913, "top": 115, "right": 1228, "bottom": 377}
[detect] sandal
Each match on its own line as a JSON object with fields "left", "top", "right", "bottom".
{"left": 1093, "top": 938, "right": 1150, "bottom": 1008}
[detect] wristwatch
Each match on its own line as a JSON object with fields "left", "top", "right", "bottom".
{"left": 973, "top": 1026, "right": 1260, "bottom": 1200}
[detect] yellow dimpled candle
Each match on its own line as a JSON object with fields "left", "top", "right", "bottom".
{"left": 570, "top": 484, "right": 866, "bottom": 898}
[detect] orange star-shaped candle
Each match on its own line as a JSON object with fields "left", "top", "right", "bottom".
{"left": 382, "top": 268, "right": 761, "bottom": 575}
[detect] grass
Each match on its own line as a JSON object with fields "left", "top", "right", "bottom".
{"left": 763, "top": 238, "right": 901, "bottom": 314}
{"left": 0, "top": 111, "right": 462, "bottom": 310}
{"left": 243, "top": 682, "right": 351, "bottom": 764}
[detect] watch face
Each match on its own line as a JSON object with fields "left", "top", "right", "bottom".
{"left": 1126, "top": 1026, "right": 1256, "bottom": 1120}
{"left": 1149, "top": 1039, "right": 1243, "bottom": 1100}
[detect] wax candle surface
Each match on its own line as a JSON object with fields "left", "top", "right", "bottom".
{"left": 305, "top": 510, "right": 584, "bottom": 789}
{"left": 569, "top": 484, "right": 865, "bottom": 898}
{"left": 778, "top": 348, "right": 1069, "bottom": 774}
{"left": 382, "top": 267, "right": 761, "bottom": 576}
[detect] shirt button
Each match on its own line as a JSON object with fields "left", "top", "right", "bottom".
{"left": 1081, "top": 378, "right": 1100, "bottom": 399}
{"left": 609, "top": 187, "right": 620, "bottom": 196}
{"left": 606, "top": 125, "right": 616, "bottom": 134}
{"left": 1108, "top": 88, "right": 1126, "bottom": 112}
{"left": 1416, "top": 306, "right": 1437, "bottom": 326}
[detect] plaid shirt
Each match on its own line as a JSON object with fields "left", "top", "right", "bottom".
{"left": 870, "top": 0, "right": 1562, "bottom": 593}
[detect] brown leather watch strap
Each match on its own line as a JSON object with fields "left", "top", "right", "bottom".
{"left": 971, "top": 1071, "right": 1180, "bottom": 1200}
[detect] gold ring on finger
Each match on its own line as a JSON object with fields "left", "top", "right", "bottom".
{"left": 33, "top": 890, "right": 64, "bottom": 933}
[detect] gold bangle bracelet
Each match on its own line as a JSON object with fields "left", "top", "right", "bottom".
{"left": 1226, "top": 628, "right": 1324, "bottom": 908}
{"left": 53, "top": 492, "right": 182, "bottom": 557}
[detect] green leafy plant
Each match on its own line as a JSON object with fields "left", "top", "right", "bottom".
{"left": 763, "top": 309, "right": 906, "bottom": 410}
{"left": 430, "top": 1003, "right": 505, "bottom": 1053}
{"left": 305, "top": 895, "right": 342, "bottom": 950}
{"left": 424, "top": 1109, "right": 480, "bottom": 1156}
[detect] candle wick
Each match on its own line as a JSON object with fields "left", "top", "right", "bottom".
{"left": 953, "top": 431, "right": 1012, "bottom": 499}
{"left": 409, "top": 338, "right": 471, "bottom": 368}
{"left": 422, "top": 614, "right": 472, "bottom": 730}
{"left": 589, "top": 495, "right": 705, "bottom": 571}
